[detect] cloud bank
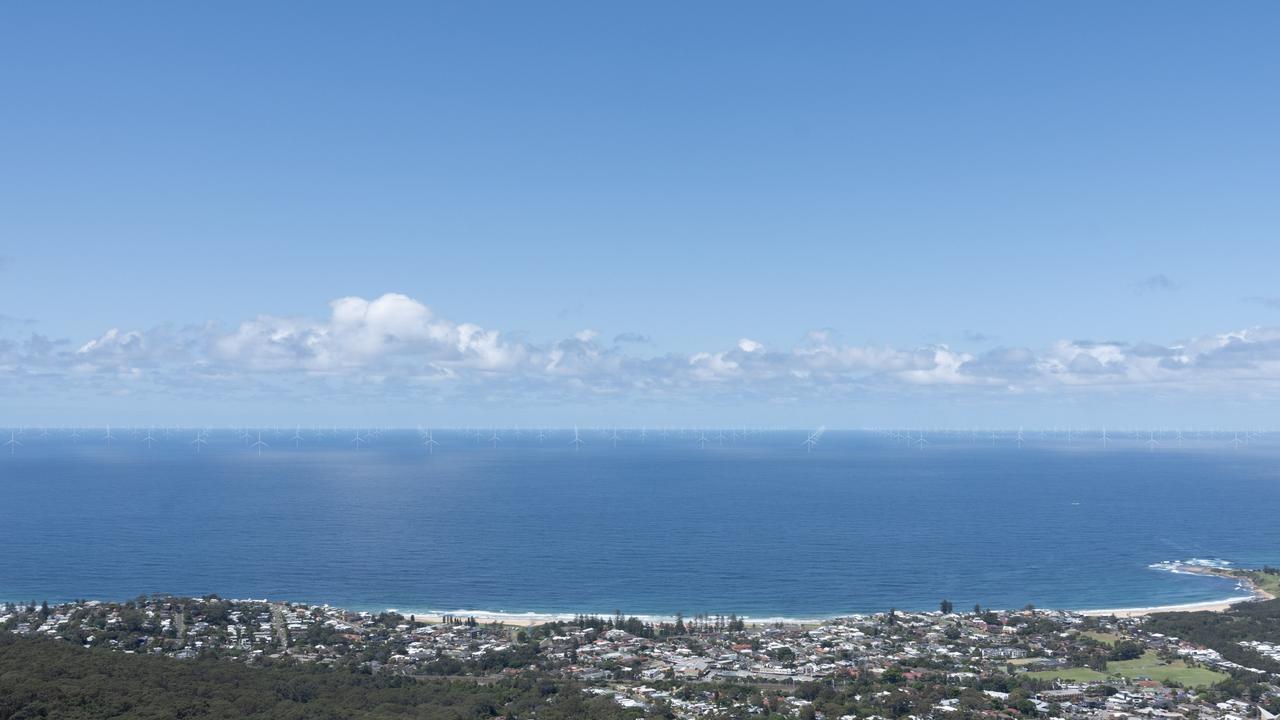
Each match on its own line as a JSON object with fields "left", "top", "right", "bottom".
{"left": 4, "top": 293, "right": 1280, "bottom": 413}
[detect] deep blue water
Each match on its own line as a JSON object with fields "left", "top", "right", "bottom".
{"left": 2, "top": 428, "right": 1277, "bottom": 619}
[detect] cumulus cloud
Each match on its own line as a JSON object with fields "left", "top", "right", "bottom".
{"left": 7, "top": 293, "right": 1280, "bottom": 407}
{"left": 213, "top": 294, "right": 523, "bottom": 374}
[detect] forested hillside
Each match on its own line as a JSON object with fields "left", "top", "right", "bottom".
{"left": 0, "top": 634, "right": 639, "bottom": 720}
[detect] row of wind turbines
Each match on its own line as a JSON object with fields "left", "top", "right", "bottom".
{"left": 0, "top": 424, "right": 796, "bottom": 456}
{"left": 1, "top": 424, "right": 1271, "bottom": 456}
{"left": 879, "top": 426, "right": 1268, "bottom": 452}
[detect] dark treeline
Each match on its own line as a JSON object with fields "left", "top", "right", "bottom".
{"left": 548, "top": 612, "right": 747, "bottom": 639}
{"left": 0, "top": 633, "right": 643, "bottom": 720}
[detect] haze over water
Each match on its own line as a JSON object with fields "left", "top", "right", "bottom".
{"left": 2, "top": 429, "right": 1275, "bottom": 619}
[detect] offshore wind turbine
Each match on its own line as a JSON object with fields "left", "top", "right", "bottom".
{"left": 191, "top": 432, "right": 208, "bottom": 454}
{"left": 802, "top": 426, "right": 825, "bottom": 452}
{"left": 143, "top": 429, "right": 157, "bottom": 449}
{"left": 423, "top": 429, "right": 440, "bottom": 454}
{"left": 608, "top": 427, "right": 620, "bottom": 448}
{"left": 1145, "top": 431, "right": 1160, "bottom": 453}
{"left": 250, "top": 431, "right": 269, "bottom": 457}
{"left": 4, "top": 431, "right": 19, "bottom": 455}
{"left": 352, "top": 430, "right": 366, "bottom": 451}
{"left": 103, "top": 424, "right": 116, "bottom": 448}
{"left": 570, "top": 426, "right": 584, "bottom": 450}
{"left": 1101, "top": 426, "right": 1111, "bottom": 449}
{"left": 291, "top": 425, "right": 303, "bottom": 447}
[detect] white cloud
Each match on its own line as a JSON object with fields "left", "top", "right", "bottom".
{"left": 8, "top": 293, "right": 1280, "bottom": 409}
{"left": 212, "top": 293, "right": 523, "bottom": 374}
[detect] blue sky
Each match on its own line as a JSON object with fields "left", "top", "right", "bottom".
{"left": 3, "top": 2, "right": 1280, "bottom": 426}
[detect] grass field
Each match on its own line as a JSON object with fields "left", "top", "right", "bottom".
{"left": 1081, "top": 631, "right": 1121, "bottom": 646}
{"left": 1244, "top": 570, "right": 1280, "bottom": 598}
{"left": 1108, "top": 651, "right": 1227, "bottom": 687}
{"left": 1026, "top": 651, "right": 1227, "bottom": 688}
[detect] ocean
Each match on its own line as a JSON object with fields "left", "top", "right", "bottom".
{"left": 1, "top": 428, "right": 1276, "bottom": 620}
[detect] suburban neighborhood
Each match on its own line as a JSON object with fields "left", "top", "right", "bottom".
{"left": 6, "top": 594, "right": 1280, "bottom": 720}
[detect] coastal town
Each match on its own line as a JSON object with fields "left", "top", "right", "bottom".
{"left": 5, "top": 571, "right": 1280, "bottom": 720}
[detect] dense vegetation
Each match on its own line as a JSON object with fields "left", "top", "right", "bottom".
{"left": 0, "top": 633, "right": 640, "bottom": 720}
{"left": 1145, "top": 598, "right": 1280, "bottom": 674}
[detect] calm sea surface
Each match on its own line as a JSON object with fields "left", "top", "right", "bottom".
{"left": 2, "top": 429, "right": 1277, "bottom": 619}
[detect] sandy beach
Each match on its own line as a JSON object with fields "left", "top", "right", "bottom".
{"left": 1077, "top": 595, "right": 1256, "bottom": 618}
{"left": 396, "top": 612, "right": 562, "bottom": 628}
{"left": 392, "top": 568, "right": 1280, "bottom": 626}
{"left": 1077, "top": 565, "right": 1276, "bottom": 618}
{"left": 401, "top": 596, "right": 1262, "bottom": 627}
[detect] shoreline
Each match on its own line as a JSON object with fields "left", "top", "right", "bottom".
{"left": 1075, "top": 594, "right": 1257, "bottom": 618}
{"left": 385, "top": 609, "right": 831, "bottom": 628}
{"left": 1076, "top": 563, "right": 1276, "bottom": 618}
{"left": 11, "top": 565, "right": 1274, "bottom": 628}
{"left": 389, "top": 592, "right": 1264, "bottom": 627}
{"left": 390, "top": 565, "right": 1278, "bottom": 626}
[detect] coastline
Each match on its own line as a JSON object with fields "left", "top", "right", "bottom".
{"left": 389, "top": 564, "right": 1279, "bottom": 626}
{"left": 386, "top": 609, "right": 830, "bottom": 628}
{"left": 1076, "top": 594, "right": 1256, "bottom": 618}
{"left": 13, "top": 563, "right": 1273, "bottom": 628}
{"left": 1075, "top": 563, "right": 1275, "bottom": 618}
